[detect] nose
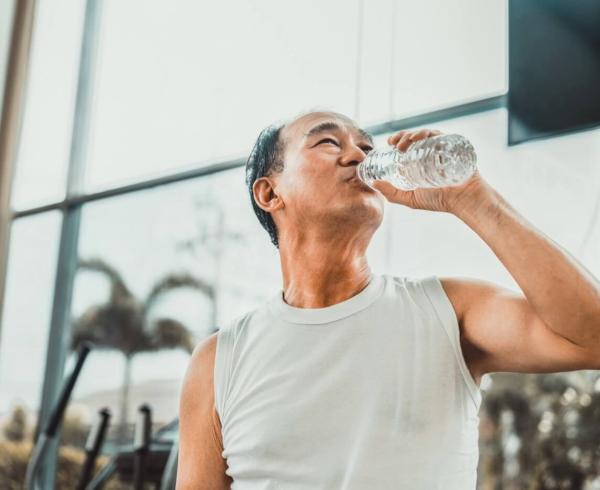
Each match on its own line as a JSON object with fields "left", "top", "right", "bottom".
{"left": 339, "top": 143, "right": 368, "bottom": 168}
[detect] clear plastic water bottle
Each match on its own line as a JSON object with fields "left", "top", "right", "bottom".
{"left": 356, "top": 133, "right": 477, "bottom": 190}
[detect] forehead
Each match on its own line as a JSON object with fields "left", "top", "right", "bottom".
{"left": 283, "top": 112, "right": 370, "bottom": 143}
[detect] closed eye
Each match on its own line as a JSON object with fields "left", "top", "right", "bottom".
{"left": 318, "top": 138, "right": 339, "bottom": 146}
{"left": 316, "top": 138, "right": 372, "bottom": 153}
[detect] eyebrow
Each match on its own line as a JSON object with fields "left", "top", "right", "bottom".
{"left": 304, "top": 121, "right": 374, "bottom": 146}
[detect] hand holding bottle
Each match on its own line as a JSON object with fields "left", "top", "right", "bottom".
{"left": 369, "top": 128, "right": 490, "bottom": 214}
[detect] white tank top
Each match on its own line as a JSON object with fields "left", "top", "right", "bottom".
{"left": 214, "top": 273, "right": 482, "bottom": 489}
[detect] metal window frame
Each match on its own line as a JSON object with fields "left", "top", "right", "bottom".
{"left": 0, "top": 0, "right": 37, "bottom": 357}
{"left": 12, "top": 94, "right": 506, "bottom": 222}
{"left": 0, "top": 0, "right": 508, "bottom": 486}
{"left": 33, "top": 0, "right": 102, "bottom": 486}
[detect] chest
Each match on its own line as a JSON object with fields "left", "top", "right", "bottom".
{"left": 222, "top": 326, "right": 462, "bottom": 458}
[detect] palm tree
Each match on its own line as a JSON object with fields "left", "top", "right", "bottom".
{"left": 70, "top": 257, "right": 216, "bottom": 443}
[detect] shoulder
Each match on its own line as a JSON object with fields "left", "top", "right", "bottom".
{"left": 180, "top": 333, "right": 218, "bottom": 409}
{"left": 179, "top": 312, "right": 254, "bottom": 411}
{"left": 178, "top": 332, "right": 233, "bottom": 487}
{"left": 436, "top": 275, "right": 512, "bottom": 320}
{"left": 435, "top": 277, "right": 468, "bottom": 322}
{"left": 191, "top": 332, "right": 218, "bottom": 373}
{"left": 435, "top": 276, "right": 511, "bottom": 385}
{"left": 433, "top": 275, "right": 511, "bottom": 332}
{"left": 179, "top": 332, "right": 224, "bottom": 449}
{"left": 387, "top": 274, "right": 458, "bottom": 315}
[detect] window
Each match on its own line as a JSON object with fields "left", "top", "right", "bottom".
{"left": 358, "top": 0, "right": 507, "bottom": 125}
{"left": 0, "top": 212, "right": 61, "bottom": 437}
{"left": 10, "top": 0, "right": 84, "bottom": 210}
{"left": 63, "top": 167, "right": 280, "bottom": 450}
{"left": 84, "top": 0, "right": 362, "bottom": 191}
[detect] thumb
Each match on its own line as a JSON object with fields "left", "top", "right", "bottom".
{"left": 371, "top": 179, "right": 409, "bottom": 204}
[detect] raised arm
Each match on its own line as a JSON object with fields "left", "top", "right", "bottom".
{"left": 440, "top": 276, "right": 600, "bottom": 384}
{"left": 176, "top": 333, "right": 232, "bottom": 489}
{"left": 372, "top": 127, "right": 600, "bottom": 380}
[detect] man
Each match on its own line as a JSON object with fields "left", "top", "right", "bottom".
{"left": 176, "top": 110, "right": 600, "bottom": 489}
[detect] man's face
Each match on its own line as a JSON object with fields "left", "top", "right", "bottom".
{"left": 272, "top": 111, "right": 385, "bottom": 237}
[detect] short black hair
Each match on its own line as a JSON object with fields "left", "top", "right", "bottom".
{"left": 245, "top": 124, "right": 286, "bottom": 249}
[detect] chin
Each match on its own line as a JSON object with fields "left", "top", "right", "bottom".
{"left": 356, "top": 193, "right": 385, "bottom": 215}
{"left": 336, "top": 198, "right": 384, "bottom": 227}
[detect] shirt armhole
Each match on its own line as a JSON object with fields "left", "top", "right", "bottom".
{"left": 214, "top": 325, "right": 234, "bottom": 424}
{"left": 420, "top": 275, "right": 482, "bottom": 410}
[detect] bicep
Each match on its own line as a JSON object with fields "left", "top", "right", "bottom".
{"left": 176, "top": 334, "right": 232, "bottom": 490}
{"left": 440, "top": 277, "right": 599, "bottom": 378}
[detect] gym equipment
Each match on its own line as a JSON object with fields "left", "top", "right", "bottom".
{"left": 76, "top": 408, "right": 111, "bottom": 490}
{"left": 86, "top": 417, "right": 179, "bottom": 489}
{"left": 159, "top": 431, "right": 178, "bottom": 490}
{"left": 25, "top": 342, "right": 93, "bottom": 490}
{"left": 133, "top": 404, "right": 152, "bottom": 490}
{"left": 22, "top": 340, "right": 184, "bottom": 488}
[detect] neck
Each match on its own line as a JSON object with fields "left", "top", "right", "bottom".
{"left": 278, "top": 230, "right": 373, "bottom": 308}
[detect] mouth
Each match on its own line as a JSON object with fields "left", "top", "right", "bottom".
{"left": 346, "top": 174, "right": 373, "bottom": 190}
{"left": 345, "top": 171, "right": 359, "bottom": 182}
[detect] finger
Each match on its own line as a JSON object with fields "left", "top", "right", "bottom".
{"left": 402, "top": 129, "right": 443, "bottom": 151}
{"left": 388, "top": 130, "right": 408, "bottom": 145}
{"left": 389, "top": 131, "right": 408, "bottom": 145}
{"left": 408, "top": 128, "right": 431, "bottom": 141}
{"left": 397, "top": 132, "right": 415, "bottom": 152}
{"left": 371, "top": 180, "right": 403, "bottom": 203}
{"left": 425, "top": 130, "right": 443, "bottom": 138}
{"left": 371, "top": 179, "right": 417, "bottom": 207}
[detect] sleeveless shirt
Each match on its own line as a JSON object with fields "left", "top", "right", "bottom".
{"left": 214, "top": 273, "right": 482, "bottom": 489}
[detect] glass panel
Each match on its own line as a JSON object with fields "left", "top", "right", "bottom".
{"left": 84, "top": 0, "right": 361, "bottom": 191}
{"left": 60, "top": 165, "right": 289, "bottom": 484}
{"left": 10, "top": 0, "right": 84, "bottom": 211}
{"left": 85, "top": 0, "right": 508, "bottom": 190}
{"left": 0, "top": 211, "right": 61, "bottom": 487}
{"left": 358, "top": 0, "right": 507, "bottom": 126}
{"left": 385, "top": 108, "right": 600, "bottom": 282}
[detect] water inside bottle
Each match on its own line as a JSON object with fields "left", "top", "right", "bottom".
{"left": 358, "top": 134, "right": 476, "bottom": 190}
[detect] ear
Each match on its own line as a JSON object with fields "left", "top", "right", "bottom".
{"left": 253, "top": 177, "right": 284, "bottom": 213}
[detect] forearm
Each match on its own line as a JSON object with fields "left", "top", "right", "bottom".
{"left": 452, "top": 179, "right": 600, "bottom": 349}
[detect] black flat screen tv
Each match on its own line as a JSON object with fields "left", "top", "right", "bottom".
{"left": 508, "top": 0, "right": 600, "bottom": 145}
